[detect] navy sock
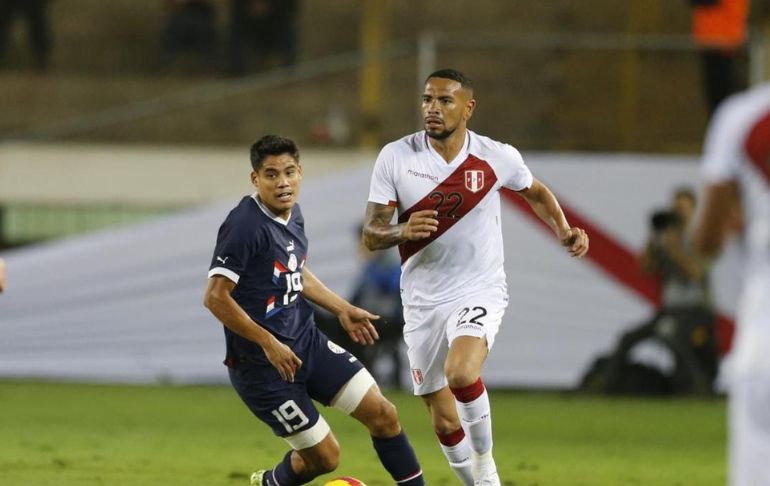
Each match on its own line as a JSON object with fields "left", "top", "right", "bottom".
{"left": 372, "top": 431, "right": 424, "bottom": 485}
{"left": 264, "top": 451, "right": 303, "bottom": 486}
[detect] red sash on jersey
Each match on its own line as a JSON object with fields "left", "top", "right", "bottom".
{"left": 745, "top": 110, "right": 770, "bottom": 185}
{"left": 397, "top": 154, "right": 498, "bottom": 264}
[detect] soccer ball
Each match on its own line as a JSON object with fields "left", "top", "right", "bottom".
{"left": 323, "top": 477, "right": 366, "bottom": 486}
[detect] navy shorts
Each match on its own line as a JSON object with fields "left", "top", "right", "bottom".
{"left": 228, "top": 326, "right": 365, "bottom": 438}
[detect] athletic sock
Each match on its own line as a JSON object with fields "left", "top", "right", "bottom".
{"left": 437, "top": 427, "right": 475, "bottom": 486}
{"left": 450, "top": 378, "right": 497, "bottom": 478}
{"left": 371, "top": 431, "right": 425, "bottom": 485}
{"left": 264, "top": 450, "right": 303, "bottom": 486}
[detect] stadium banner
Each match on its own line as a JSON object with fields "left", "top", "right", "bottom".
{"left": 0, "top": 152, "right": 742, "bottom": 388}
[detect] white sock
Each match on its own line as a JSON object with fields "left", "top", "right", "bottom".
{"left": 438, "top": 430, "right": 474, "bottom": 486}
{"left": 455, "top": 385, "right": 496, "bottom": 477}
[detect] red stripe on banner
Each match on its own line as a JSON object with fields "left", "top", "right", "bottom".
{"left": 398, "top": 155, "right": 498, "bottom": 264}
{"left": 745, "top": 109, "right": 770, "bottom": 185}
{"left": 500, "top": 187, "right": 735, "bottom": 354}
{"left": 500, "top": 188, "right": 661, "bottom": 305}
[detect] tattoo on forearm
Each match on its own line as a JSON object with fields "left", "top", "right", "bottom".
{"left": 363, "top": 203, "right": 404, "bottom": 250}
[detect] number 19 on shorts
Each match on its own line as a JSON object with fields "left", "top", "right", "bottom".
{"left": 271, "top": 399, "right": 310, "bottom": 433}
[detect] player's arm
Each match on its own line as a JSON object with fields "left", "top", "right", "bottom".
{"left": 362, "top": 202, "right": 439, "bottom": 251}
{"left": 203, "top": 276, "right": 302, "bottom": 382}
{"left": 301, "top": 267, "right": 380, "bottom": 345}
{"left": 693, "top": 180, "right": 740, "bottom": 259}
{"left": 516, "top": 178, "right": 589, "bottom": 257}
{"left": 0, "top": 258, "right": 5, "bottom": 293}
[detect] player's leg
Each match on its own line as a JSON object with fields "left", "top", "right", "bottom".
{"left": 228, "top": 364, "right": 340, "bottom": 486}
{"left": 420, "top": 387, "right": 474, "bottom": 485}
{"left": 729, "top": 370, "right": 770, "bottom": 486}
{"left": 340, "top": 379, "right": 425, "bottom": 485}
{"left": 404, "top": 304, "right": 474, "bottom": 486}
{"left": 727, "top": 317, "right": 770, "bottom": 486}
{"left": 444, "top": 292, "right": 508, "bottom": 485}
{"left": 309, "top": 330, "right": 425, "bottom": 485}
{"left": 252, "top": 432, "right": 341, "bottom": 486}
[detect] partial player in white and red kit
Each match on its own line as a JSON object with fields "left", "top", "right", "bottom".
{"left": 694, "top": 83, "right": 770, "bottom": 486}
{"left": 363, "top": 69, "right": 589, "bottom": 486}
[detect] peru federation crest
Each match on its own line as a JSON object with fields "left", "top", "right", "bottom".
{"left": 464, "top": 170, "right": 484, "bottom": 193}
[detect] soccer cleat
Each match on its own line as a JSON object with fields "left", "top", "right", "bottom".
{"left": 473, "top": 471, "right": 501, "bottom": 486}
{"left": 250, "top": 469, "right": 267, "bottom": 486}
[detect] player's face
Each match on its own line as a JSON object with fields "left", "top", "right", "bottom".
{"left": 251, "top": 154, "right": 302, "bottom": 219}
{"left": 421, "top": 77, "right": 475, "bottom": 140}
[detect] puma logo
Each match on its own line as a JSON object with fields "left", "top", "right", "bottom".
{"left": 216, "top": 256, "right": 228, "bottom": 264}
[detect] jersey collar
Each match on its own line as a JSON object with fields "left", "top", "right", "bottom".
{"left": 251, "top": 193, "right": 291, "bottom": 226}
{"left": 424, "top": 129, "right": 470, "bottom": 167}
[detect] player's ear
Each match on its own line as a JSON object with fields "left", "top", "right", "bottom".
{"left": 465, "top": 98, "right": 476, "bottom": 121}
{"left": 250, "top": 170, "right": 259, "bottom": 189}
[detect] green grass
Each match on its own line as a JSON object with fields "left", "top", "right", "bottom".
{"left": 0, "top": 382, "right": 726, "bottom": 486}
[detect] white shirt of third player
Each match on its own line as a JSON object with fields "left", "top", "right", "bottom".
{"left": 368, "top": 129, "right": 533, "bottom": 307}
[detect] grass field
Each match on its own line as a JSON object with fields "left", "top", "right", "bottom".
{"left": 0, "top": 382, "right": 726, "bottom": 486}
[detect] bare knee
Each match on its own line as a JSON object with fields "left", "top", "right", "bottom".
{"left": 444, "top": 362, "right": 478, "bottom": 389}
{"left": 366, "top": 398, "right": 401, "bottom": 438}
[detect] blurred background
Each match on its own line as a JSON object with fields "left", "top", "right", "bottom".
{"left": 1, "top": 0, "right": 768, "bottom": 392}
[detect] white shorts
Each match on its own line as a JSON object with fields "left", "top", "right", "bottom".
{"left": 403, "top": 287, "right": 508, "bottom": 395}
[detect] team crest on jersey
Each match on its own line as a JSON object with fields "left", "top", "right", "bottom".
{"left": 411, "top": 368, "right": 424, "bottom": 385}
{"left": 287, "top": 253, "right": 298, "bottom": 272}
{"left": 327, "top": 341, "right": 346, "bottom": 354}
{"left": 464, "top": 170, "right": 484, "bottom": 193}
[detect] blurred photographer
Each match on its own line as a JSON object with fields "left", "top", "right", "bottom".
{"left": 600, "top": 187, "right": 718, "bottom": 395}
{"left": 641, "top": 188, "right": 710, "bottom": 308}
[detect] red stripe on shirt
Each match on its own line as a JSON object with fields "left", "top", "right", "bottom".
{"left": 398, "top": 155, "right": 498, "bottom": 264}
{"left": 745, "top": 109, "right": 770, "bottom": 185}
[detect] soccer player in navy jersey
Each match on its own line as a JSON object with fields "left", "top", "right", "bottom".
{"left": 203, "top": 135, "right": 424, "bottom": 486}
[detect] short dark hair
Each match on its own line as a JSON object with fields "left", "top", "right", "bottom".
{"left": 250, "top": 135, "right": 300, "bottom": 171}
{"left": 426, "top": 69, "right": 474, "bottom": 93}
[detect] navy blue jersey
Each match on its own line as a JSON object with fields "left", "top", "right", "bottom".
{"left": 208, "top": 195, "right": 315, "bottom": 364}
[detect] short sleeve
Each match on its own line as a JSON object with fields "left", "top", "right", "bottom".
{"left": 208, "top": 216, "right": 257, "bottom": 284}
{"left": 501, "top": 144, "right": 534, "bottom": 191}
{"left": 368, "top": 144, "right": 398, "bottom": 206}
{"left": 701, "top": 97, "right": 743, "bottom": 184}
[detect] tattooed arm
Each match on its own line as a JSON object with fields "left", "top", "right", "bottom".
{"left": 362, "top": 202, "right": 439, "bottom": 251}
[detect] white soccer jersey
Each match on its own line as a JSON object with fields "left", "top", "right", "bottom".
{"left": 702, "top": 83, "right": 770, "bottom": 486}
{"left": 368, "top": 130, "right": 533, "bottom": 307}
{"left": 702, "top": 84, "right": 770, "bottom": 332}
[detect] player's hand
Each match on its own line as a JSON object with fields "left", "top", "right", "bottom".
{"left": 559, "top": 227, "right": 589, "bottom": 258}
{"left": 263, "top": 337, "right": 302, "bottom": 382}
{"left": 338, "top": 305, "right": 380, "bottom": 345}
{"left": 401, "top": 210, "right": 439, "bottom": 241}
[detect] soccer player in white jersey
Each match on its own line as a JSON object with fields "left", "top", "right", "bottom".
{"left": 693, "top": 83, "right": 770, "bottom": 486}
{"left": 362, "top": 69, "right": 590, "bottom": 486}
